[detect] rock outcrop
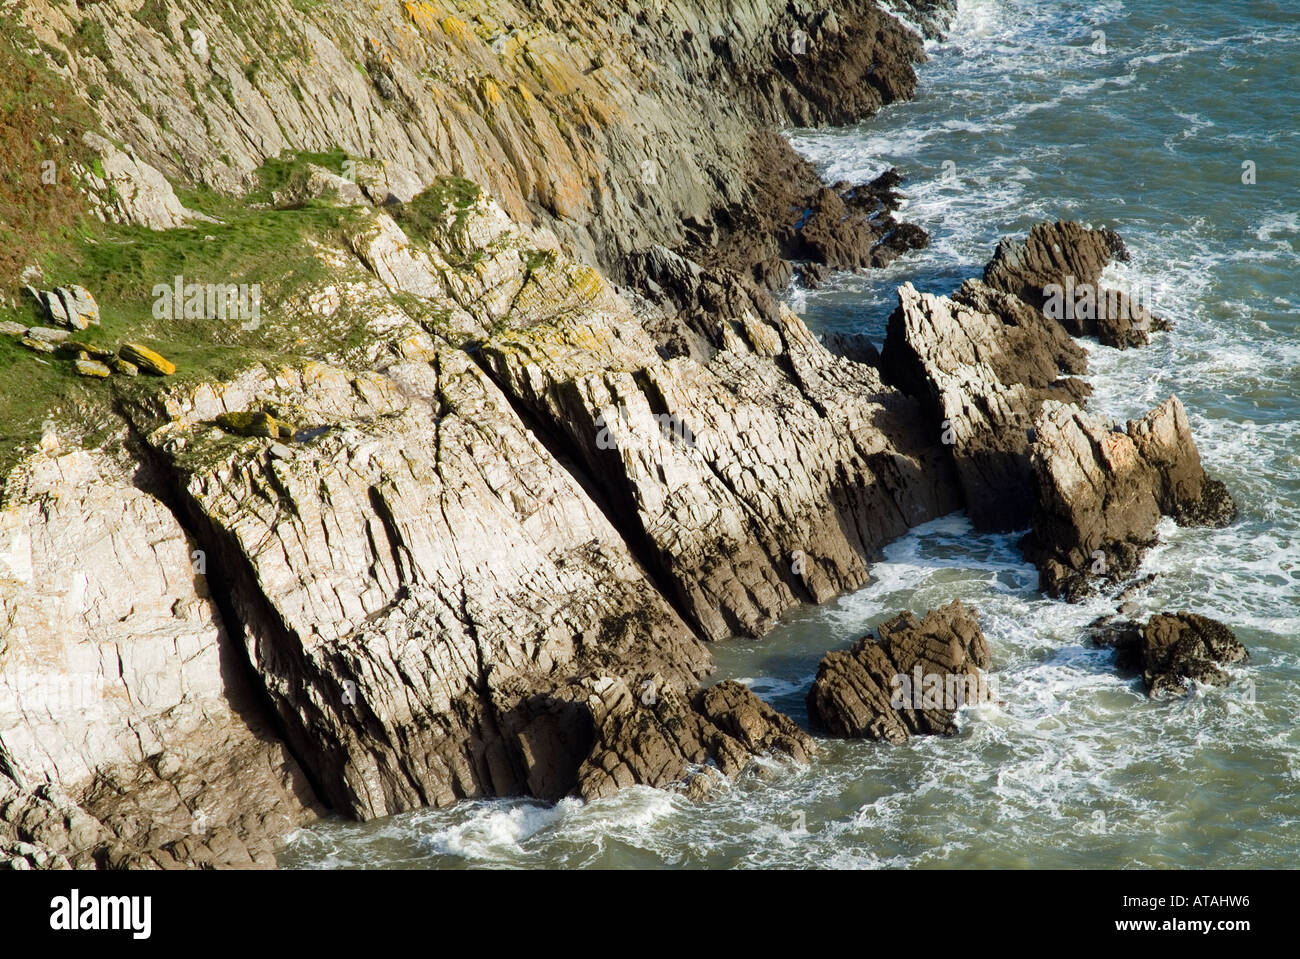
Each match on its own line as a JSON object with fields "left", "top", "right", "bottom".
{"left": 983, "top": 220, "right": 1166, "bottom": 348}
{"left": 881, "top": 278, "right": 1089, "bottom": 531}
{"left": 1024, "top": 397, "right": 1235, "bottom": 600}
{"left": 0, "top": 449, "right": 322, "bottom": 869}
{"left": 806, "top": 600, "right": 992, "bottom": 741}
{"left": 1090, "top": 611, "right": 1248, "bottom": 697}
{"left": 20, "top": 0, "right": 950, "bottom": 291}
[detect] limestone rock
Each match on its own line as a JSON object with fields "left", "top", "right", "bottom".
{"left": 807, "top": 600, "right": 993, "bottom": 741}
{"left": 0, "top": 450, "right": 322, "bottom": 868}
{"left": 270, "top": 162, "right": 367, "bottom": 208}
{"left": 82, "top": 132, "right": 204, "bottom": 231}
{"left": 73, "top": 359, "right": 111, "bottom": 378}
{"left": 25, "top": 325, "right": 70, "bottom": 343}
{"left": 56, "top": 286, "right": 100, "bottom": 328}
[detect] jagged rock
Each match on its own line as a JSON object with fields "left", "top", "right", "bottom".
{"left": 343, "top": 211, "right": 445, "bottom": 300}
{"left": 982, "top": 220, "right": 1163, "bottom": 348}
{"left": 1128, "top": 396, "right": 1237, "bottom": 526}
{"left": 81, "top": 132, "right": 206, "bottom": 231}
{"left": 807, "top": 600, "right": 993, "bottom": 741}
{"left": 52, "top": 0, "right": 934, "bottom": 292}
{"left": 40, "top": 290, "right": 71, "bottom": 327}
{"left": 0, "top": 450, "right": 322, "bottom": 868}
{"left": 119, "top": 343, "right": 176, "bottom": 376}
{"left": 122, "top": 354, "right": 720, "bottom": 820}
{"left": 1025, "top": 397, "right": 1235, "bottom": 600}
{"left": 56, "top": 286, "right": 100, "bottom": 329}
{"left": 110, "top": 358, "right": 139, "bottom": 376}
{"left": 480, "top": 271, "right": 959, "bottom": 641}
{"left": 1090, "top": 611, "right": 1248, "bottom": 697}
{"left": 881, "top": 279, "right": 1089, "bottom": 531}
{"left": 574, "top": 678, "right": 812, "bottom": 801}
{"left": 73, "top": 359, "right": 111, "bottom": 378}
{"left": 0, "top": 321, "right": 26, "bottom": 336}
{"left": 789, "top": 172, "right": 929, "bottom": 270}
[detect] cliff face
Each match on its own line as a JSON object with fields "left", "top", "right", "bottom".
{"left": 3, "top": 0, "right": 962, "bottom": 868}
{"left": 19, "top": 0, "right": 941, "bottom": 280}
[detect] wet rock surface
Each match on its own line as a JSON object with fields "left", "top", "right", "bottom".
{"left": 1090, "top": 611, "right": 1248, "bottom": 697}
{"left": 982, "top": 220, "right": 1167, "bottom": 348}
{"left": 881, "top": 278, "right": 1090, "bottom": 531}
{"left": 807, "top": 601, "right": 993, "bottom": 742}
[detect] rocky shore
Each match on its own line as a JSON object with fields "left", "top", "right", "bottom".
{"left": 1, "top": 0, "right": 1246, "bottom": 870}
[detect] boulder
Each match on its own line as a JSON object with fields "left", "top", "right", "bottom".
{"left": 807, "top": 600, "right": 993, "bottom": 741}
{"left": 20, "top": 337, "right": 55, "bottom": 354}
{"left": 1090, "top": 611, "right": 1248, "bottom": 697}
{"left": 25, "top": 326, "right": 70, "bottom": 343}
{"left": 73, "top": 359, "right": 111, "bottom": 378}
{"left": 119, "top": 343, "right": 176, "bottom": 376}
{"left": 56, "top": 286, "right": 100, "bottom": 329}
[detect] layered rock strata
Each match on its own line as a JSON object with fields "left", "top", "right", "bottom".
{"left": 1024, "top": 398, "right": 1236, "bottom": 601}
{"left": 806, "top": 600, "right": 992, "bottom": 742}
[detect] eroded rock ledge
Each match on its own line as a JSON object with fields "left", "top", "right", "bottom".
{"left": 881, "top": 220, "right": 1235, "bottom": 600}
{"left": 1025, "top": 398, "right": 1236, "bottom": 601}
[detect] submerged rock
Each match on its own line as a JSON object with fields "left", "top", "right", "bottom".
{"left": 807, "top": 600, "right": 993, "bottom": 741}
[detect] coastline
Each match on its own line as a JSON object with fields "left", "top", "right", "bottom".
{"left": 0, "top": 0, "right": 1268, "bottom": 872}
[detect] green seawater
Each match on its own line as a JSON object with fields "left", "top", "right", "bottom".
{"left": 283, "top": 0, "right": 1300, "bottom": 869}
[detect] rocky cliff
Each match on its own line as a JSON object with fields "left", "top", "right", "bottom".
{"left": 1, "top": 0, "right": 1237, "bottom": 873}
{"left": 2, "top": 0, "right": 964, "bottom": 868}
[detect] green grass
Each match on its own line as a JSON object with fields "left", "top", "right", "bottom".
{"left": 392, "top": 177, "right": 483, "bottom": 245}
{"left": 0, "top": 153, "right": 389, "bottom": 484}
